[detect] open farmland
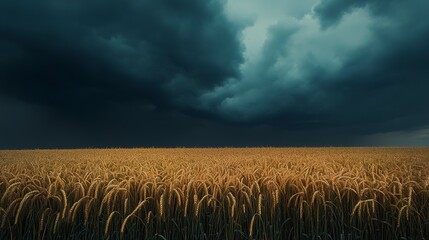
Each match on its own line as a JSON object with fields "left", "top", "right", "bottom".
{"left": 0, "top": 148, "right": 428, "bottom": 239}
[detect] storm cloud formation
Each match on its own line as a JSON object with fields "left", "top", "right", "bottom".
{"left": 1, "top": 0, "right": 428, "bottom": 148}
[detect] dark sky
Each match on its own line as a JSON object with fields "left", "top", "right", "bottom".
{"left": 1, "top": 0, "right": 429, "bottom": 148}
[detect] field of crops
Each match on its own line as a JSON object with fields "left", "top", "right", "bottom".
{"left": 0, "top": 148, "right": 428, "bottom": 239}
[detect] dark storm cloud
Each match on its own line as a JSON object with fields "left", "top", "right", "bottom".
{"left": 309, "top": 0, "right": 429, "bottom": 133}
{"left": 201, "top": 0, "right": 429, "bottom": 142}
{"left": 314, "top": 0, "right": 429, "bottom": 29}
{"left": 314, "top": 0, "right": 390, "bottom": 29}
{"left": 1, "top": 0, "right": 429, "bottom": 148}
{"left": 0, "top": 0, "right": 243, "bottom": 116}
{"left": 1, "top": 95, "right": 360, "bottom": 148}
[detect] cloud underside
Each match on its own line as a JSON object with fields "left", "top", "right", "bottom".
{"left": 1, "top": 0, "right": 429, "bottom": 147}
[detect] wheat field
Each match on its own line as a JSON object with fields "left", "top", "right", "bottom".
{"left": 0, "top": 148, "right": 428, "bottom": 239}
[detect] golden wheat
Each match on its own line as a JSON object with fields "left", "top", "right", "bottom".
{"left": 0, "top": 147, "right": 427, "bottom": 239}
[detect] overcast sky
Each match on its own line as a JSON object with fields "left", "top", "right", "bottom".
{"left": 1, "top": 0, "right": 429, "bottom": 148}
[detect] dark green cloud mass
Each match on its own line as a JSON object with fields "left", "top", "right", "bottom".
{"left": 0, "top": 0, "right": 428, "bottom": 148}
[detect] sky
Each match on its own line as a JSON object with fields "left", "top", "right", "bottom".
{"left": 1, "top": 0, "right": 429, "bottom": 148}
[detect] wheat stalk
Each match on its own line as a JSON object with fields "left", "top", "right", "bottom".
{"left": 121, "top": 199, "right": 149, "bottom": 233}
{"left": 104, "top": 211, "right": 120, "bottom": 235}
{"left": 14, "top": 190, "right": 38, "bottom": 224}
{"left": 60, "top": 189, "right": 68, "bottom": 219}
